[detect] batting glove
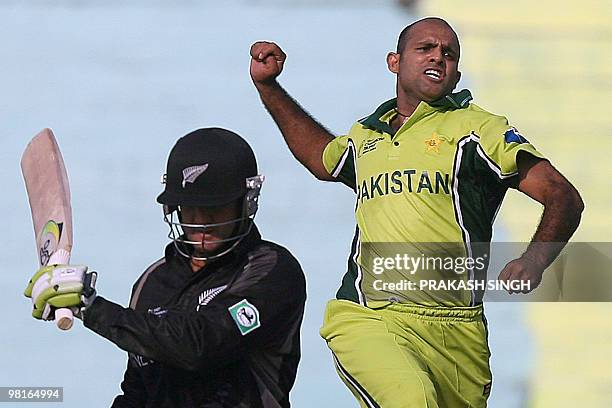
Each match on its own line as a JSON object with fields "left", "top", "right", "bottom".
{"left": 24, "top": 265, "right": 97, "bottom": 320}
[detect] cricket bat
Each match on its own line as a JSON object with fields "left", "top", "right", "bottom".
{"left": 21, "top": 128, "right": 74, "bottom": 330}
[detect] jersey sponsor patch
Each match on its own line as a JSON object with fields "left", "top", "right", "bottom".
{"left": 504, "top": 127, "right": 528, "bottom": 144}
{"left": 228, "top": 299, "right": 261, "bottom": 335}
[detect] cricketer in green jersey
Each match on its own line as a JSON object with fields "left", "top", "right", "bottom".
{"left": 250, "top": 17, "right": 583, "bottom": 408}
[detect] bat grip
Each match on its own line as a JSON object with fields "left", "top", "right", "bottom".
{"left": 47, "top": 249, "right": 74, "bottom": 331}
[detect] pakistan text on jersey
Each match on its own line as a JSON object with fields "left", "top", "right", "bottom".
{"left": 357, "top": 169, "right": 450, "bottom": 203}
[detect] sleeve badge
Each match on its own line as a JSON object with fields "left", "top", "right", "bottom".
{"left": 228, "top": 299, "right": 261, "bottom": 336}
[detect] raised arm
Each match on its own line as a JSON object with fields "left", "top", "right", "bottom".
{"left": 250, "top": 41, "right": 334, "bottom": 181}
{"left": 498, "top": 152, "right": 584, "bottom": 293}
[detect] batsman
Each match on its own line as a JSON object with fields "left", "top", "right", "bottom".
{"left": 24, "top": 128, "right": 307, "bottom": 407}
{"left": 250, "top": 17, "right": 584, "bottom": 407}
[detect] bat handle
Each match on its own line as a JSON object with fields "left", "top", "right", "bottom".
{"left": 48, "top": 249, "right": 74, "bottom": 331}
{"left": 55, "top": 308, "right": 74, "bottom": 330}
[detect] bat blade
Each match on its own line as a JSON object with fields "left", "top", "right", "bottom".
{"left": 21, "top": 128, "right": 74, "bottom": 330}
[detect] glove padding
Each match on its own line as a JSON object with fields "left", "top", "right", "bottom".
{"left": 24, "top": 264, "right": 97, "bottom": 320}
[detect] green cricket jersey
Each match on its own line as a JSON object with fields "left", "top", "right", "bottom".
{"left": 323, "top": 90, "right": 545, "bottom": 307}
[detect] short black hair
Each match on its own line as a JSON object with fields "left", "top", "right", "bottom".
{"left": 396, "top": 17, "right": 458, "bottom": 53}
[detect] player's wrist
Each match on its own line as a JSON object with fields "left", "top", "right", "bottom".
{"left": 253, "top": 78, "right": 282, "bottom": 94}
{"left": 77, "top": 293, "right": 98, "bottom": 320}
{"left": 519, "top": 251, "right": 547, "bottom": 271}
{"left": 79, "top": 272, "right": 98, "bottom": 315}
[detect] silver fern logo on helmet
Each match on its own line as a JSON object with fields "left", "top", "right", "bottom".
{"left": 182, "top": 163, "right": 209, "bottom": 188}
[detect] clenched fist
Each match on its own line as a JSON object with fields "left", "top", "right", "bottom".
{"left": 250, "top": 41, "right": 286, "bottom": 86}
{"left": 497, "top": 257, "right": 544, "bottom": 294}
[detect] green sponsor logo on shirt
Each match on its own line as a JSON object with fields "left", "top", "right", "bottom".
{"left": 228, "top": 299, "right": 261, "bottom": 335}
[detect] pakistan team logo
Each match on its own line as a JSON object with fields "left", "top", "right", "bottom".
{"left": 228, "top": 299, "right": 261, "bottom": 336}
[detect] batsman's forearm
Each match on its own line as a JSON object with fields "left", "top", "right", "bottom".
{"left": 523, "top": 189, "right": 584, "bottom": 268}
{"left": 255, "top": 80, "right": 334, "bottom": 180}
{"left": 83, "top": 297, "right": 243, "bottom": 372}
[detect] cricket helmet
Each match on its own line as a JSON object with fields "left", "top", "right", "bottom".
{"left": 157, "top": 128, "right": 264, "bottom": 260}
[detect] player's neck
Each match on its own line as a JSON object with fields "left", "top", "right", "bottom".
{"left": 395, "top": 87, "right": 420, "bottom": 119}
{"left": 390, "top": 98, "right": 416, "bottom": 133}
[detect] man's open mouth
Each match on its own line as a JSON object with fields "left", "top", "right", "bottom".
{"left": 424, "top": 69, "right": 443, "bottom": 81}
